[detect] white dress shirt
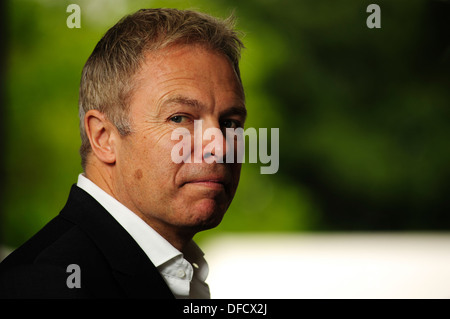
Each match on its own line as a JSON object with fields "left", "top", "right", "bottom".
{"left": 76, "top": 174, "right": 210, "bottom": 299}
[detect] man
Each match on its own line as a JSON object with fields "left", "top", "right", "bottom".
{"left": 0, "top": 8, "right": 246, "bottom": 298}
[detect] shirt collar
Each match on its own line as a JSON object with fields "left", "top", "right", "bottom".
{"left": 184, "top": 240, "right": 209, "bottom": 282}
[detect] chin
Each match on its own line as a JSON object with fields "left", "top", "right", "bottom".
{"left": 182, "top": 198, "right": 228, "bottom": 231}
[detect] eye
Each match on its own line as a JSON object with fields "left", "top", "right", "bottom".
{"left": 221, "top": 119, "right": 241, "bottom": 129}
{"left": 169, "top": 115, "right": 189, "bottom": 124}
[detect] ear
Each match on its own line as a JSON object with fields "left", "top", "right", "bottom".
{"left": 84, "top": 109, "right": 117, "bottom": 165}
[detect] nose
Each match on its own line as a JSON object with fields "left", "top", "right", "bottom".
{"left": 193, "top": 119, "right": 229, "bottom": 163}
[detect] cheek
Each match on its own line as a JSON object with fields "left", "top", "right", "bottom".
{"left": 131, "top": 129, "right": 181, "bottom": 166}
{"left": 134, "top": 169, "right": 143, "bottom": 180}
{"left": 125, "top": 155, "right": 180, "bottom": 212}
{"left": 129, "top": 138, "right": 181, "bottom": 190}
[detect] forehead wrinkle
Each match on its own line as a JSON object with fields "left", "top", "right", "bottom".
{"left": 155, "top": 93, "right": 205, "bottom": 117}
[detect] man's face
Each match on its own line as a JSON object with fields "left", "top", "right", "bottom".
{"left": 112, "top": 45, "right": 246, "bottom": 240}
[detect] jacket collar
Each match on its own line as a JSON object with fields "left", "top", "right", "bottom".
{"left": 60, "top": 185, "right": 174, "bottom": 299}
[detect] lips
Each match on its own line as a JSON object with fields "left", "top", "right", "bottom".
{"left": 188, "top": 181, "right": 225, "bottom": 191}
{"left": 181, "top": 175, "right": 229, "bottom": 190}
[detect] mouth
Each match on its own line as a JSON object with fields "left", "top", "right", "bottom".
{"left": 182, "top": 176, "right": 228, "bottom": 190}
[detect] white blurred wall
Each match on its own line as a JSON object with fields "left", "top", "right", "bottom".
{"left": 202, "top": 233, "right": 450, "bottom": 299}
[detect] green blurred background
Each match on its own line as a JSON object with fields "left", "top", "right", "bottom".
{"left": 1, "top": 0, "right": 449, "bottom": 249}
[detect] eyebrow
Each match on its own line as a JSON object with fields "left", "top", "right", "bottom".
{"left": 163, "top": 95, "right": 204, "bottom": 109}
{"left": 220, "top": 105, "right": 247, "bottom": 121}
{"left": 159, "top": 95, "right": 247, "bottom": 120}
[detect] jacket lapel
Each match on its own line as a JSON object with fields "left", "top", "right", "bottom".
{"left": 60, "top": 185, "right": 174, "bottom": 299}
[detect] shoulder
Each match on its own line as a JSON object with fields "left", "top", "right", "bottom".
{"left": 0, "top": 216, "right": 121, "bottom": 298}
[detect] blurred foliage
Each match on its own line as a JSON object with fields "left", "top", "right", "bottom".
{"left": 1, "top": 0, "right": 449, "bottom": 248}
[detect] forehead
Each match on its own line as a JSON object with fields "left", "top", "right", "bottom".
{"left": 132, "top": 44, "right": 245, "bottom": 113}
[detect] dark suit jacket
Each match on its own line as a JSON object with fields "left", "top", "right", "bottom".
{"left": 0, "top": 185, "right": 175, "bottom": 299}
